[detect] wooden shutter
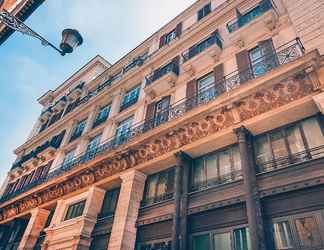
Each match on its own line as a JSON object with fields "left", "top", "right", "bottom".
{"left": 144, "top": 102, "right": 156, "bottom": 130}
{"left": 159, "top": 34, "right": 166, "bottom": 48}
{"left": 236, "top": 50, "right": 252, "bottom": 83}
{"left": 176, "top": 22, "right": 183, "bottom": 37}
{"left": 214, "top": 63, "right": 224, "bottom": 85}
{"left": 186, "top": 79, "right": 197, "bottom": 111}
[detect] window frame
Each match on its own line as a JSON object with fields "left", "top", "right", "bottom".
{"left": 198, "top": 2, "right": 212, "bottom": 21}
{"left": 93, "top": 104, "right": 111, "bottom": 128}
{"left": 70, "top": 119, "right": 87, "bottom": 142}
{"left": 64, "top": 199, "right": 86, "bottom": 221}
{"left": 165, "top": 29, "right": 177, "bottom": 44}
{"left": 120, "top": 85, "right": 141, "bottom": 111}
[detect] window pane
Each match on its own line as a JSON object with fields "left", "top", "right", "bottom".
{"left": 156, "top": 172, "right": 168, "bottom": 197}
{"left": 198, "top": 73, "right": 214, "bottom": 91}
{"left": 295, "top": 216, "right": 322, "bottom": 247}
{"left": 206, "top": 154, "right": 218, "bottom": 181}
{"left": 232, "top": 146, "right": 242, "bottom": 172}
{"left": 213, "top": 232, "right": 231, "bottom": 250}
{"left": 302, "top": 117, "right": 324, "bottom": 158}
{"left": 193, "top": 158, "right": 205, "bottom": 187}
{"left": 273, "top": 221, "right": 293, "bottom": 249}
{"left": 65, "top": 200, "right": 86, "bottom": 220}
{"left": 286, "top": 125, "right": 305, "bottom": 155}
{"left": 193, "top": 234, "right": 210, "bottom": 250}
{"left": 234, "top": 228, "right": 251, "bottom": 250}
{"left": 145, "top": 175, "right": 159, "bottom": 198}
{"left": 271, "top": 130, "right": 288, "bottom": 159}
{"left": 254, "top": 135, "right": 272, "bottom": 165}
{"left": 218, "top": 149, "right": 231, "bottom": 177}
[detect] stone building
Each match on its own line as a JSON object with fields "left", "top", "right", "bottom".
{"left": 0, "top": 0, "right": 324, "bottom": 249}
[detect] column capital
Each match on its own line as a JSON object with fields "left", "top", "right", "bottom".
{"left": 175, "top": 151, "right": 192, "bottom": 165}
{"left": 120, "top": 169, "right": 146, "bottom": 183}
{"left": 234, "top": 126, "right": 252, "bottom": 141}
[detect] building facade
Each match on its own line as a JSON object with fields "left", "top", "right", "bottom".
{"left": 0, "top": 0, "right": 324, "bottom": 249}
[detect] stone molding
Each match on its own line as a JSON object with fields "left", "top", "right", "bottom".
{"left": 0, "top": 71, "right": 317, "bottom": 223}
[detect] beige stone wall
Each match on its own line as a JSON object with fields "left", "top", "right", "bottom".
{"left": 283, "top": 0, "right": 324, "bottom": 54}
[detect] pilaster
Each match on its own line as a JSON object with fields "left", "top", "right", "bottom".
{"left": 108, "top": 170, "right": 146, "bottom": 250}
{"left": 234, "top": 126, "right": 266, "bottom": 250}
{"left": 18, "top": 208, "right": 50, "bottom": 250}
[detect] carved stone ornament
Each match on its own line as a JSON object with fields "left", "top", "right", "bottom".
{"left": 0, "top": 72, "right": 316, "bottom": 222}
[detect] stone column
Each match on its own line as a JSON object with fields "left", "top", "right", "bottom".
{"left": 174, "top": 152, "right": 191, "bottom": 250}
{"left": 18, "top": 208, "right": 50, "bottom": 250}
{"left": 108, "top": 170, "right": 146, "bottom": 250}
{"left": 235, "top": 127, "right": 266, "bottom": 250}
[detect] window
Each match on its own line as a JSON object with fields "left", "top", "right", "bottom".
{"left": 249, "top": 46, "right": 266, "bottom": 77}
{"left": 192, "top": 227, "right": 250, "bottom": 250}
{"left": 165, "top": 29, "right": 177, "bottom": 44}
{"left": 142, "top": 168, "right": 174, "bottom": 206}
{"left": 93, "top": 105, "right": 110, "bottom": 128}
{"left": 120, "top": 86, "right": 140, "bottom": 111}
{"left": 198, "top": 3, "right": 211, "bottom": 21}
{"left": 191, "top": 145, "right": 241, "bottom": 191}
{"left": 62, "top": 149, "right": 76, "bottom": 167}
{"left": 64, "top": 200, "right": 86, "bottom": 221}
{"left": 86, "top": 134, "right": 101, "bottom": 153}
{"left": 273, "top": 221, "right": 294, "bottom": 249}
{"left": 99, "top": 188, "right": 120, "bottom": 218}
{"left": 115, "top": 116, "right": 134, "bottom": 145}
{"left": 272, "top": 212, "right": 324, "bottom": 250}
{"left": 254, "top": 116, "right": 324, "bottom": 172}
{"left": 197, "top": 73, "right": 215, "bottom": 104}
{"left": 70, "top": 119, "right": 87, "bottom": 142}
{"left": 154, "top": 96, "right": 170, "bottom": 127}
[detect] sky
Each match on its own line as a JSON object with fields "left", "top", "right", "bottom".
{"left": 0, "top": 0, "right": 197, "bottom": 183}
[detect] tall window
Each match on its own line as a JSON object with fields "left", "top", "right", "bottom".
{"left": 154, "top": 96, "right": 171, "bottom": 127}
{"left": 115, "top": 116, "right": 134, "bottom": 145}
{"left": 64, "top": 200, "right": 86, "bottom": 221}
{"left": 99, "top": 189, "right": 120, "bottom": 218}
{"left": 62, "top": 149, "right": 76, "bottom": 167}
{"left": 192, "top": 227, "right": 251, "bottom": 250}
{"left": 198, "top": 3, "right": 211, "bottom": 21}
{"left": 142, "top": 168, "right": 174, "bottom": 206}
{"left": 165, "top": 29, "right": 177, "bottom": 44}
{"left": 197, "top": 72, "right": 215, "bottom": 104}
{"left": 86, "top": 134, "right": 101, "bottom": 153}
{"left": 93, "top": 105, "right": 110, "bottom": 128}
{"left": 120, "top": 86, "right": 140, "bottom": 111}
{"left": 191, "top": 145, "right": 242, "bottom": 191}
{"left": 254, "top": 116, "right": 324, "bottom": 172}
{"left": 70, "top": 119, "right": 87, "bottom": 142}
{"left": 273, "top": 221, "right": 294, "bottom": 249}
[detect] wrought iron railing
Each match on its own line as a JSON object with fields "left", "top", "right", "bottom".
{"left": 137, "top": 241, "right": 171, "bottom": 250}
{"left": 256, "top": 145, "right": 324, "bottom": 173}
{"left": 140, "top": 192, "right": 174, "bottom": 207}
{"left": 227, "top": 0, "right": 273, "bottom": 33}
{"left": 191, "top": 170, "right": 243, "bottom": 192}
{"left": 1, "top": 38, "right": 304, "bottom": 203}
{"left": 146, "top": 62, "right": 179, "bottom": 86}
{"left": 182, "top": 32, "right": 223, "bottom": 62}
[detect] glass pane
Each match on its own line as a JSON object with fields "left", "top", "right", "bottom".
{"left": 302, "top": 117, "right": 324, "bottom": 158}
{"left": 273, "top": 221, "right": 294, "bottom": 249}
{"left": 206, "top": 154, "right": 218, "bottom": 182}
{"left": 232, "top": 146, "right": 242, "bottom": 172}
{"left": 213, "top": 232, "right": 231, "bottom": 250}
{"left": 218, "top": 149, "right": 231, "bottom": 177}
{"left": 156, "top": 172, "right": 168, "bottom": 197}
{"left": 286, "top": 125, "right": 305, "bottom": 155}
{"left": 270, "top": 131, "right": 288, "bottom": 159}
{"left": 193, "top": 159, "right": 205, "bottom": 187}
{"left": 254, "top": 135, "right": 272, "bottom": 165}
{"left": 198, "top": 73, "right": 214, "bottom": 91}
{"left": 145, "top": 175, "right": 159, "bottom": 198}
{"left": 295, "top": 216, "right": 322, "bottom": 247}
{"left": 193, "top": 234, "right": 210, "bottom": 250}
{"left": 234, "top": 228, "right": 251, "bottom": 250}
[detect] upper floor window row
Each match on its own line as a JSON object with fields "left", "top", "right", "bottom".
{"left": 159, "top": 23, "right": 182, "bottom": 48}
{"left": 227, "top": 0, "right": 273, "bottom": 33}
{"left": 93, "top": 104, "right": 111, "bottom": 129}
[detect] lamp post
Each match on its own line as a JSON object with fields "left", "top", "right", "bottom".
{"left": 0, "top": 10, "right": 83, "bottom": 56}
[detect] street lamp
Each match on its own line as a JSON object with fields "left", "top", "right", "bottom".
{"left": 0, "top": 10, "right": 83, "bottom": 56}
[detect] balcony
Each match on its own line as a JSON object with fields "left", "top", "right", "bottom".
{"left": 227, "top": 0, "right": 273, "bottom": 33}
{"left": 1, "top": 38, "right": 305, "bottom": 202}
{"left": 182, "top": 32, "right": 223, "bottom": 72}
{"left": 145, "top": 62, "right": 179, "bottom": 97}
{"left": 52, "top": 96, "right": 67, "bottom": 113}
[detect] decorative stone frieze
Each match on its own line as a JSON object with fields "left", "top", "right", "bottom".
{"left": 0, "top": 72, "right": 316, "bottom": 223}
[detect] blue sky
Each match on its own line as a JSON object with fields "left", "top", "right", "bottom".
{"left": 0, "top": 0, "right": 196, "bottom": 182}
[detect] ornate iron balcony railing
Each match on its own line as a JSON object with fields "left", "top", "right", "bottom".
{"left": 1, "top": 38, "right": 305, "bottom": 203}
{"left": 256, "top": 145, "right": 324, "bottom": 174}
{"left": 146, "top": 62, "right": 180, "bottom": 86}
